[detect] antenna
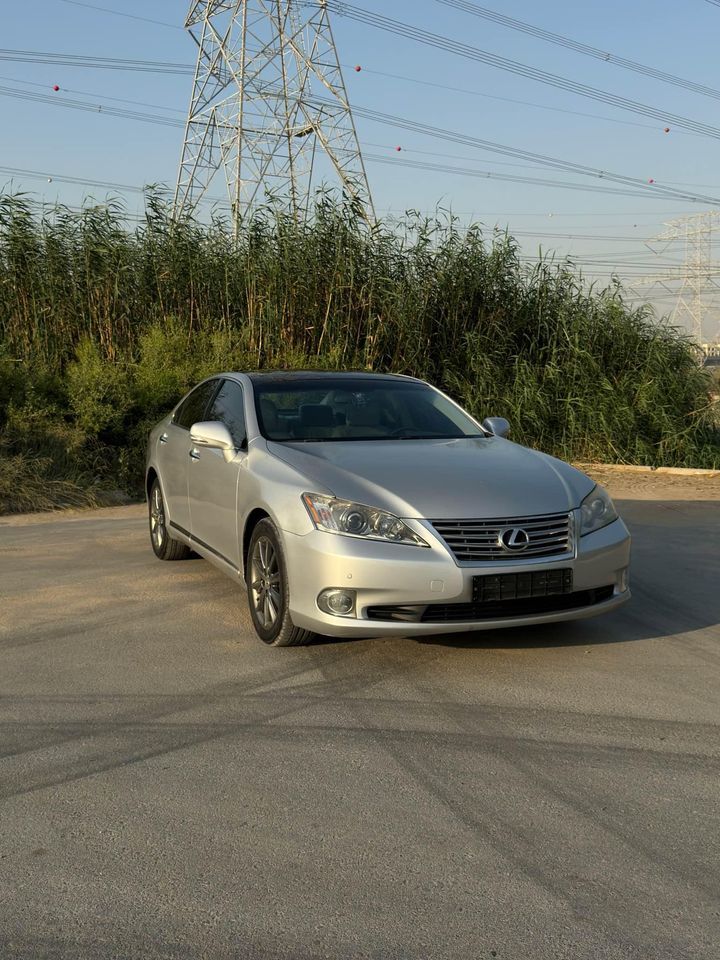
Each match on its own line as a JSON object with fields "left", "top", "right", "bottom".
{"left": 174, "top": 0, "right": 375, "bottom": 229}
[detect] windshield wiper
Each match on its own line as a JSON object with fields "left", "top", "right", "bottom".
{"left": 270, "top": 433, "right": 486, "bottom": 443}
{"left": 390, "top": 433, "right": 486, "bottom": 440}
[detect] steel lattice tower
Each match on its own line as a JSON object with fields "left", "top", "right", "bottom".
{"left": 631, "top": 211, "right": 720, "bottom": 344}
{"left": 174, "top": 0, "right": 375, "bottom": 227}
{"left": 655, "top": 212, "right": 720, "bottom": 343}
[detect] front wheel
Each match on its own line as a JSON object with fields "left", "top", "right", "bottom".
{"left": 149, "top": 479, "right": 191, "bottom": 561}
{"left": 246, "top": 518, "right": 315, "bottom": 646}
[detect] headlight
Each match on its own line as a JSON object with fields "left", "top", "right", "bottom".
{"left": 302, "top": 493, "right": 429, "bottom": 547}
{"left": 579, "top": 485, "right": 618, "bottom": 536}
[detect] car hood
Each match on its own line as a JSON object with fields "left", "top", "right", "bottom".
{"left": 267, "top": 437, "right": 595, "bottom": 519}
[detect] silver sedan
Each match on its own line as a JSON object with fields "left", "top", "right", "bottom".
{"left": 146, "top": 371, "right": 631, "bottom": 646}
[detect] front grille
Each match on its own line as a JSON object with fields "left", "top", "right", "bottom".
{"left": 430, "top": 511, "right": 573, "bottom": 563}
{"left": 365, "top": 587, "right": 613, "bottom": 623}
{"left": 419, "top": 587, "right": 613, "bottom": 622}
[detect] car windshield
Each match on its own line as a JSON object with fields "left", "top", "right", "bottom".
{"left": 253, "top": 377, "right": 484, "bottom": 442}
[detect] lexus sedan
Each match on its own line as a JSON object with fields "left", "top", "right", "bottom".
{"left": 145, "top": 371, "right": 631, "bottom": 646}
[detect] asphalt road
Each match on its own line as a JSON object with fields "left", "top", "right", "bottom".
{"left": 1, "top": 499, "right": 719, "bottom": 960}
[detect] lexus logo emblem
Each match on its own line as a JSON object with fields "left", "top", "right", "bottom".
{"left": 498, "top": 527, "right": 530, "bottom": 552}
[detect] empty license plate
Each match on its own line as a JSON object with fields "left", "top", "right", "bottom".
{"left": 472, "top": 569, "right": 573, "bottom": 602}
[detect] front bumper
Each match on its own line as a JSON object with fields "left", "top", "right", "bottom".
{"left": 283, "top": 516, "right": 631, "bottom": 638}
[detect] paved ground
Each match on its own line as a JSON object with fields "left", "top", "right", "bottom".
{"left": 0, "top": 497, "right": 719, "bottom": 960}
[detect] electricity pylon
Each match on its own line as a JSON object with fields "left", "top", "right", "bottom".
{"left": 631, "top": 211, "right": 720, "bottom": 343}
{"left": 174, "top": 0, "right": 375, "bottom": 229}
{"left": 655, "top": 212, "right": 720, "bottom": 342}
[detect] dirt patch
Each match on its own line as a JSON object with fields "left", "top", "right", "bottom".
{"left": 0, "top": 503, "right": 145, "bottom": 527}
{"left": 578, "top": 465, "right": 720, "bottom": 501}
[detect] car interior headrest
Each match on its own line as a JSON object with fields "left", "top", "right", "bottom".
{"left": 299, "top": 404, "right": 336, "bottom": 428}
{"left": 259, "top": 398, "right": 280, "bottom": 433}
{"left": 346, "top": 402, "right": 382, "bottom": 427}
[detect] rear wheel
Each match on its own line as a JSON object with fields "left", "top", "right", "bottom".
{"left": 246, "top": 519, "right": 315, "bottom": 646}
{"left": 149, "top": 479, "right": 191, "bottom": 561}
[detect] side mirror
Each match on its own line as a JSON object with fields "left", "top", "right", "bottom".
{"left": 190, "top": 421, "right": 238, "bottom": 462}
{"left": 481, "top": 417, "right": 511, "bottom": 439}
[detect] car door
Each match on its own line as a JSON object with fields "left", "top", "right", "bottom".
{"left": 161, "top": 379, "right": 221, "bottom": 536}
{"left": 188, "top": 378, "right": 248, "bottom": 571}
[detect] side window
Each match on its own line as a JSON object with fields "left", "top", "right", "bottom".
{"left": 173, "top": 380, "right": 219, "bottom": 430}
{"left": 206, "top": 379, "right": 247, "bottom": 447}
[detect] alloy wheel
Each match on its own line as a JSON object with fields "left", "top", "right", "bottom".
{"left": 150, "top": 484, "right": 166, "bottom": 549}
{"left": 250, "top": 536, "right": 282, "bottom": 629}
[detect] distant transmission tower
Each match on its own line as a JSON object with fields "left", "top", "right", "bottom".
{"left": 174, "top": 0, "right": 375, "bottom": 228}
{"left": 655, "top": 212, "right": 720, "bottom": 342}
{"left": 634, "top": 211, "right": 720, "bottom": 343}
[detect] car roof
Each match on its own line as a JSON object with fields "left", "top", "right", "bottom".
{"left": 244, "top": 370, "right": 423, "bottom": 384}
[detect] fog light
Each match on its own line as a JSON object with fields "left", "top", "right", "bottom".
{"left": 317, "top": 588, "right": 356, "bottom": 618}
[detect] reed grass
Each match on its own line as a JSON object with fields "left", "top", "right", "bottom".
{"left": 0, "top": 191, "right": 717, "bottom": 510}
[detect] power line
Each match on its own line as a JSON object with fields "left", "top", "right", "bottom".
{"left": 46, "top": 0, "right": 718, "bottom": 138}
{"left": 0, "top": 84, "right": 182, "bottom": 127}
{"left": 436, "top": 0, "right": 720, "bottom": 103}
{"left": 3, "top": 75, "right": 717, "bottom": 208}
{"left": 9, "top": 39, "right": 686, "bottom": 139}
{"left": 2, "top": 73, "right": 691, "bottom": 190}
{"left": 347, "top": 65, "right": 666, "bottom": 134}
{"left": 0, "top": 164, "right": 684, "bottom": 233}
{"left": 0, "top": 164, "right": 148, "bottom": 194}
{"left": 0, "top": 166, "right": 701, "bottom": 238}
{"left": 0, "top": 74, "right": 186, "bottom": 114}
{"left": 367, "top": 154, "right": 687, "bottom": 203}
{"left": 502, "top": 230, "right": 720, "bottom": 243}
{"left": 0, "top": 49, "right": 192, "bottom": 75}
{"left": 1, "top": 43, "right": 682, "bottom": 136}
{"left": 0, "top": 164, "right": 228, "bottom": 206}
{"left": 341, "top": 100, "right": 720, "bottom": 206}
{"left": 325, "top": 2, "right": 720, "bottom": 141}
{"left": 56, "top": 0, "right": 182, "bottom": 29}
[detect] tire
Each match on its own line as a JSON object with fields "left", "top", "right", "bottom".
{"left": 246, "top": 518, "right": 315, "bottom": 647}
{"left": 149, "top": 479, "right": 191, "bottom": 561}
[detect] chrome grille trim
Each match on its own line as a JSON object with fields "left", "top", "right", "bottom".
{"left": 429, "top": 512, "right": 573, "bottom": 563}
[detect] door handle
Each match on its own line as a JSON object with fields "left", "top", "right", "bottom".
{"left": 189, "top": 448, "right": 201, "bottom": 461}
{"left": 159, "top": 433, "right": 168, "bottom": 444}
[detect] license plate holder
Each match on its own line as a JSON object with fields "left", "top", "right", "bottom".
{"left": 472, "top": 569, "right": 573, "bottom": 602}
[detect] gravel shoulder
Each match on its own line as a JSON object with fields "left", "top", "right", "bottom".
{"left": 580, "top": 465, "right": 720, "bottom": 501}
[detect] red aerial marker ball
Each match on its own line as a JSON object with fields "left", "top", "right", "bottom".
{"left": 52, "top": 85, "right": 60, "bottom": 92}
{"left": 395, "top": 146, "right": 402, "bottom": 152}
{"left": 648, "top": 178, "right": 655, "bottom": 184}
{"left": 354, "top": 65, "right": 362, "bottom": 72}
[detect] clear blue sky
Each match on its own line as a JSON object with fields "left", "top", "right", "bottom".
{"left": 3, "top": 0, "right": 720, "bottom": 338}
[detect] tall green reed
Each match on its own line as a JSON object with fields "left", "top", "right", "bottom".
{"left": 0, "top": 190, "right": 717, "bottom": 502}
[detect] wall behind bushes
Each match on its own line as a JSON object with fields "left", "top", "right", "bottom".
{"left": 0, "top": 193, "right": 718, "bottom": 512}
